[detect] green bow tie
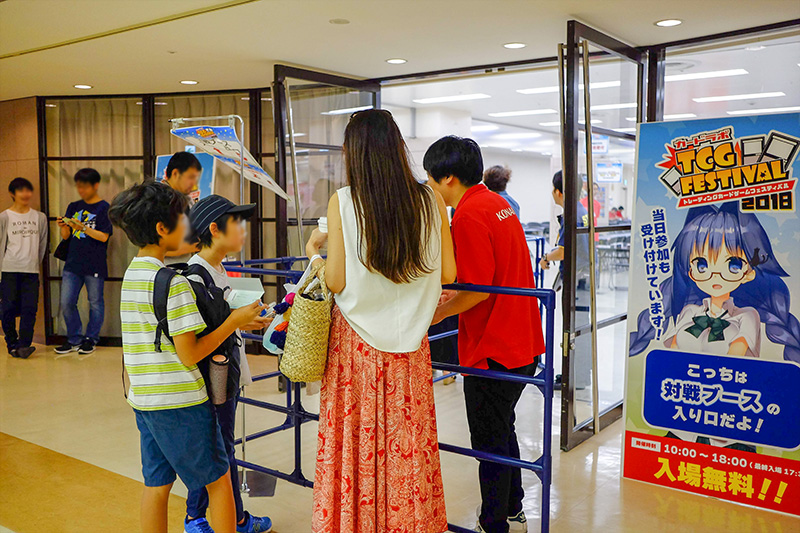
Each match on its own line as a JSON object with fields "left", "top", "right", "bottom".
{"left": 685, "top": 313, "right": 730, "bottom": 342}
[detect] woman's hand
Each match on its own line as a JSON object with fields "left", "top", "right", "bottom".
{"left": 539, "top": 256, "right": 551, "bottom": 270}
{"left": 305, "top": 228, "right": 328, "bottom": 258}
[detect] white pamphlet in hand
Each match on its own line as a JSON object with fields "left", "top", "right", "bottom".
{"left": 318, "top": 217, "right": 328, "bottom": 234}
{"left": 226, "top": 277, "right": 265, "bottom": 309}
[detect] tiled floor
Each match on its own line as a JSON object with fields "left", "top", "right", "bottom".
{"left": 1, "top": 345, "right": 798, "bottom": 532}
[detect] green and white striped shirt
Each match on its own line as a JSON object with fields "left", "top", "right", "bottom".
{"left": 121, "top": 256, "right": 207, "bottom": 411}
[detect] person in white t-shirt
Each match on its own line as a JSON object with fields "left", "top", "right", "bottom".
{"left": 0, "top": 177, "right": 48, "bottom": 359}
{"left": 184, "top": 194, "right": 274, "bottom": 533}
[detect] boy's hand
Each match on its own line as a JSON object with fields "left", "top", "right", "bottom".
{"left": 57, "top": 217, "right": 67, "bottom": 227}
{"left": 231, "top": 300, "right": 267, "bottom": 328}
{"left": 539, "top": 257, "right": 551, "bottom": 270}
{"left": 241, "top": 316, "right": 273, "bottom": 331}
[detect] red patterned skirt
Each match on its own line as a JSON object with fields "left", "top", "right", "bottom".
{"left": 312, "top": 306, "right": 448, "bottom": 533}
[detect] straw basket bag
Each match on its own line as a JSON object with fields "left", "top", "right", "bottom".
{"left": 279, "top": 262, "right": 333, "bottom": 382}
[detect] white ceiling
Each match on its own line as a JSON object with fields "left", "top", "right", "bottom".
{"left": 0, "top": 0, "right": 798, "bottom": 101}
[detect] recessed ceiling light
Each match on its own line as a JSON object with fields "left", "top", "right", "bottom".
{"left": 663, "top": 113, "right": 697, "bottom": 120}
{"left": 470, "top": 124, "right": 500, "bottom": 132}
{"left": 727, "top": 106, "right": 800, "bottom": 115}
{"left": 591, "top": 102, "right": 637, "bottom": 111}
{"left": 693, "top": 91, "right": 784, "bottom": 103}
{"left": 180, "top": 80, "right": 198, "bottom": 85}
{"left": 539, "top": 122, "right": 560, "bottom": 127}
{"left": 655, "top": 19, "right": 682, "bottom": 27}
{"left": 579, "top": 119, "right": 603, "bottom": 124}
{"left": 154, "top": 102, "right": 167, "bottom": 106}
{"left": 413, "top": 93, "right": 491, "bottom": 104}
{"left": 321, "top": 105, "right": 373, "bottom": 115}
{"left": 44, "top": 103, "right": 57, "bottom": 108}
{"left": 74, "top": 84, "right": 92, "bottom": 90}
{"left": 504, "top": 42, "right": 526, "bottom": 49}
{"left": 625, "top": 117, "right": 637, "bottom": 122}
{"left": 386, "top": 58, "right": 407, "bottom": 65}
{"left": 329, "top": 18, "right": 350, "bottom": 24}
{"left": 489, "top": 109, "right": 558, "bottom": 117}
{"left": 665, "top": 69, "right": 748, "bottom": 82}
{"left": 745, "top": 45, "right": 766, "bottom": 51}
{"left": 493, "top": 132, "right": 541, "bottom": 140}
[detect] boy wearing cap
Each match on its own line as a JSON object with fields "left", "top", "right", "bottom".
{"left": 185, "top": 194, "right": 274, "bottom": 533}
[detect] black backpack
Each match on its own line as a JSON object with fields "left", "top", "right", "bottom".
{"left": 152, "top": 263, "right": 241, "bottom": 402}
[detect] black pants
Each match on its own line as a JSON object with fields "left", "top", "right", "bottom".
{"left": 465, "top": 358, "right": 537, "bottom": 533}
{"left": 429, "top": 315, "right": 459, "bottom": 365}
{"left": 1, "top": 272, "right": 39, "bottom": 350}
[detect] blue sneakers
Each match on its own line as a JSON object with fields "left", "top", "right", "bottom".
{"left": 237, "top": 511, "right": 273, "bottom": 533}
{"left": 185, "top": 517, "right": 214, "bottom": 533}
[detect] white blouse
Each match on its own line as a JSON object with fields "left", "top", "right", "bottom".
{"left": 665, "top": 297, "right": 760, "bottom": 357}
{"left": 334, "top": 186, "right": 442, "bottom": 353}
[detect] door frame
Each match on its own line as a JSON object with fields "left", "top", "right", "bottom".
{"left": 559, "top": 20, "right": 644, "bottom": 450}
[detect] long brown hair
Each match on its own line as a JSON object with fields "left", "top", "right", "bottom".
{"left": 344, "top": 109, "right": 437, "bottom": 284}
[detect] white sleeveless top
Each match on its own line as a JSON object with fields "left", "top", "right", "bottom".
{"left": 335, "top": 186, "right": 442, "bottom": 353}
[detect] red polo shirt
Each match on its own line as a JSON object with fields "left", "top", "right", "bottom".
{"left": 451, "top": 184, "right": 545, "bottom": 369}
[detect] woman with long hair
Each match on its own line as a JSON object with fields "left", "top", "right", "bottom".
{"left": 305, "top": 109, "right": 456, "bottom": 533}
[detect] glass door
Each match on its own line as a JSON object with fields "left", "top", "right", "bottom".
{"left": 558, "top": 21, "right": 645, "bottom": 450}
{"left": 272, "top": 66, "right": 380, "bottom": 259}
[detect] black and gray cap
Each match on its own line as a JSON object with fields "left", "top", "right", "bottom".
{"left": 189, "top": 194, "right": 256, "bottom": 236}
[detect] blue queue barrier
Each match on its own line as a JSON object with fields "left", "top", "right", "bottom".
{"left": 225, "top": 257, "right": 555, "bottom": 533}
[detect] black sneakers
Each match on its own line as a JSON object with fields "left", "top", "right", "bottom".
{"left": 16, "top": 346, "right": 35, "bottom": 359}
{"left": 55, "top": 342, "right": 79, "bottom": 354}
{"left": 78, "top": 340, "right": 96, "bottom": 355}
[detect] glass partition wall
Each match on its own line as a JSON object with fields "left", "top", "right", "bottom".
{"left": 39, "top": 89, "right": 274, "bottom": 344}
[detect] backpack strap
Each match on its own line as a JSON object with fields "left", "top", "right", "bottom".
{"left": 153, "top": 267, "right": 179, "bottom": 352}
{"left": 184, "top": 262, "right": 219, "bottom": 291}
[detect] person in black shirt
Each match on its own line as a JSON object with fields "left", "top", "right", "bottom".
{"left": 54, "top": 168, "right": 112, "bottom": 355}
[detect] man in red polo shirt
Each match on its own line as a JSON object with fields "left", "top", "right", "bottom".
{"left": 426, "top": 136, "right": 545, "bottom": 533}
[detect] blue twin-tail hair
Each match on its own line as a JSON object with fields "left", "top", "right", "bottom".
{"left": 629, "top": 201, "right": 800, "bottom": 363}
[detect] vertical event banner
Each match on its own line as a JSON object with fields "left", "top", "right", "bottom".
{"left": 171, "top": 125, "right": 290, "bottom": 201}
{"left": 623, "top": 113, "right": 800, "bottom": 517}
{"left": 155, "top": 152, "right": 215, "bottom": 204}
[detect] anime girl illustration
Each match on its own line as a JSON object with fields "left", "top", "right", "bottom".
{"left": 630, "top": 201, "right": 800, "bottom": 364}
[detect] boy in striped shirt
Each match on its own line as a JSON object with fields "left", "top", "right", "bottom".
{"left": 110, "top": 182, "right": 266, "bottom": 533}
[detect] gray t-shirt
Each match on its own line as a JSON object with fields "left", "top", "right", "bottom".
{"left": 2, "top": 209, "right": 40, "bottom": 273}
{"left": 187, "top": 254, "right": 252, "bottom": 386}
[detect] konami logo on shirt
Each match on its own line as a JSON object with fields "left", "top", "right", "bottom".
{"left": 496, "top": 207, "right": 516, "bottom": 221}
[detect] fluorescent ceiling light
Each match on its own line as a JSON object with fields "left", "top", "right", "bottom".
{"left": 74, "top": 84, "right": 92, "bottom": 89}
{"left": 504, "top": 42, "right": 526, "bottom": 49}
{"left": 412, "top": 93, "right": 491, "bottom": 104}
{"left": 579, "top": 119, "right": 602, "bottom": 124}
{"left": 614, "top": 127, "right": 636, "bottom": 133}
{"left": 386, "top": 58, "right": 407, "bottom": 64}
{"left": 285, "top": 133, "right": 306, "bottom": 137}
{"left": 625, "top": 117, "right": 637, "bottom": 122}
{"left": 655, "top": 19, "right": 682, "bottom": 27}
{"left": 665, "top": 69, "right": 748, "bottom": 82}
{"left": 180, "top": 80, "right": 198, "bottom": 85}
{"left": 591, "top": 102, "right": 637, "bottom": 111}
{"left": 727, "top": 106, "right": 800, "bottom": 115}
{"left": 470, "top": 124, "right": 499, "bottom": 132}
{"left": 44, "top": 104, "right": 57, "bottom": 108}
{"left": 539, "top": 121, "right": 560, "bottom": 127}
{"left": 517, "top": 81, "right": 620, "bottom": 95}
{"left": 154, "top": 102, "right": 167, "bottom": 106}
{"left": 489, "top": 108, "right": 557, "bottom": 117}
{"left": 693, "top": 91, "right": 784, "bottom": 103}
{"left": 321, "top": 105, "right": 373, "bottom": 115}
{"left": 493, "top": 132, "right": 541, "bottom": 140}
{"left": 663, "top": 113, "right": 697, "bottom": 119}
{"left": 745, "top": 45, "right": 766, "bottom": 51}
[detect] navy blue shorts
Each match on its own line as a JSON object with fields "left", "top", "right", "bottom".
{"left": 134, "top": 401, "right": 229, "bottom": 491}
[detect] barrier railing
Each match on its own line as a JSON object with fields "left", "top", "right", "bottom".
{"left": 224, "top": 256, "right": 555, "bottom": 532}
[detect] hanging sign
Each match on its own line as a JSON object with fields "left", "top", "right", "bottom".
{"left": 623, "top": 113, "right": 800, "bottom": 517}
{"left": 155, "top": 152, "right": 215, "bottom": 204}
{"left": 171, "top": 125, "right": 291, "bottom": 201}
{"left": 596, "top": 161, "right": 623, "bottom": 182}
